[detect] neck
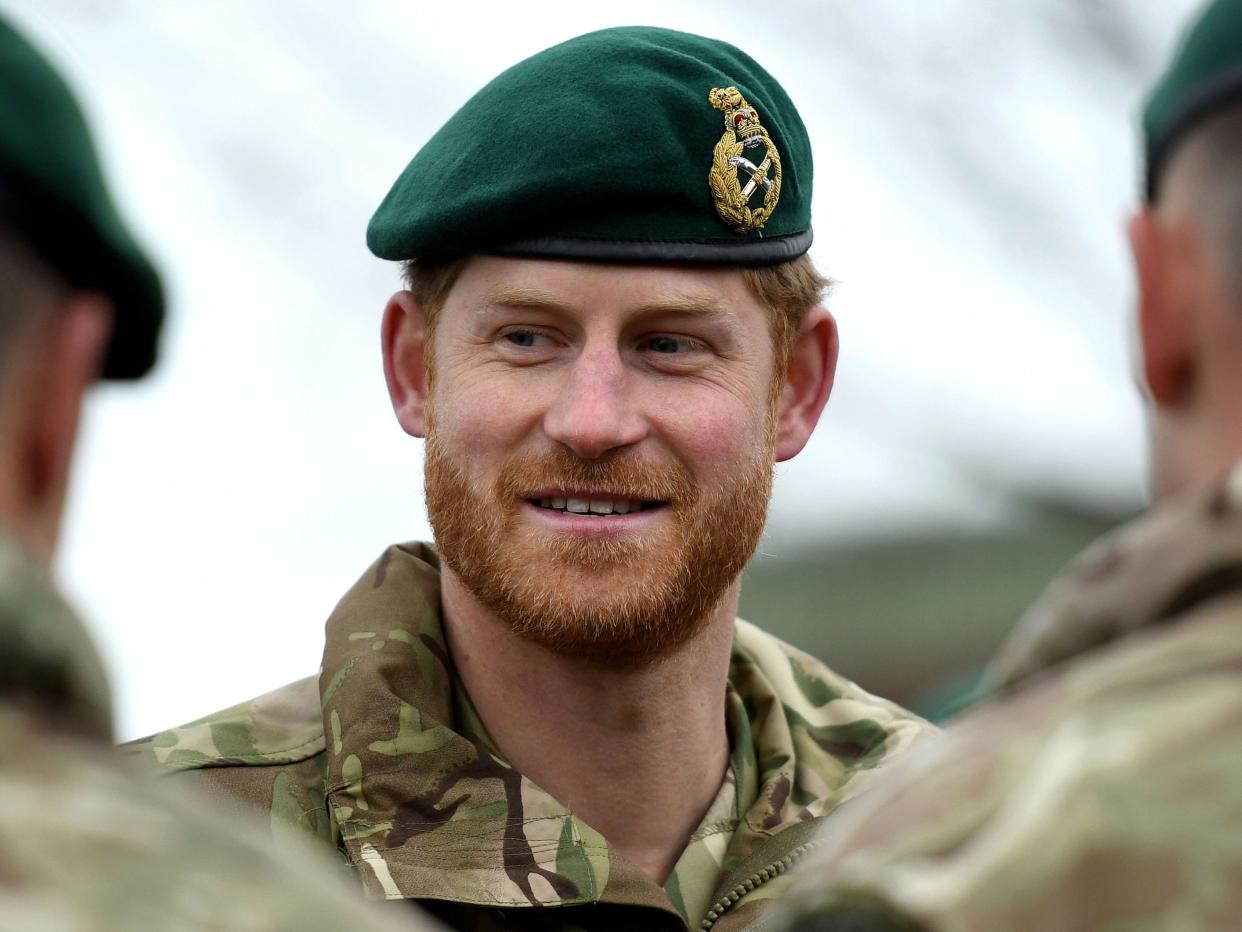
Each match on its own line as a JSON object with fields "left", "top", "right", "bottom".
{"left": 1150, "top": 402, "right": 1242, "bottom": 501}
{"left": 440, "top": 565, "right": 737, "bottom": 884}
{"left": 0, "top": 460, "right": 55, "bottom": 569}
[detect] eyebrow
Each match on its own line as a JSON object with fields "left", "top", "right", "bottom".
{"left": 476, "top": 286, "right": 733, "bottom": 319}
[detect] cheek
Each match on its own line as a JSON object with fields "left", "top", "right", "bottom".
{"left": 657, "top": 390, "right": 770, "bottom": 471}
{"left": 429, "top": 376, "right": 539, "bottom": 460}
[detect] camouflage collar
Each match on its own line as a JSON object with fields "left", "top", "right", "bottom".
{"left": 319, "top": 542, "right": 682, "bottom": 916}
{"left": 317, "top": 543, "right": 928, "bottom": 923}
{"left": 988, "top": 462, "right": 1242, "bottom": 693}
{"left": 0, "top": 528, "right": 111, "bottom": 739}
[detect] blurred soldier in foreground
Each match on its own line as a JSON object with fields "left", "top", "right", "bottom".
{"left": 132, "top": 27, "right": 934, "bottom": 931}
{"left": 774, "top": 1, "right": 1242, "bottom": 929}
{"left": 0, "top": 15, "right": 435, "bottom": 931}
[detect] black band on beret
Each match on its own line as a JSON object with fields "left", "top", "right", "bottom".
{"left": 490, "top": 228, "right": 814, "bottom": 266}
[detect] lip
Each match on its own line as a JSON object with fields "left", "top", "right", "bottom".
{"left": 521, "top": 500, "right": 666, "bottom": 539}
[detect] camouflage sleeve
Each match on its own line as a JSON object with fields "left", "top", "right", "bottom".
{"left": 122, "top": 676, "right": 337, "bottom": 845}
{"left": 126, "top": 675, "right": 324, "bottom": 774}
{"left": 774, "top": 605, "right": 1242, "bottom": 931}
{"left": 1, "top": 708, "right": 441, "bottom": 932}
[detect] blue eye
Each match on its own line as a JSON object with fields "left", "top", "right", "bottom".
{"left": 648, "top": 336, "right": 682, "bottom": 353}
{"left": 505, "top": 330, "right": 538, "bottom": 347}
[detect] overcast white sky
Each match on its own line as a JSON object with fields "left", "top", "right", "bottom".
{"left": 5, "top": 1, "right": 1201, "bottom": 738}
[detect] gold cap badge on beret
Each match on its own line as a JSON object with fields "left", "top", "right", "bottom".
{"left": 707, "top": 86, "right": 783, "bottom": 233}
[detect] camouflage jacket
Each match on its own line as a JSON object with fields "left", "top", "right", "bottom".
{"left": 132, "top": 542, "right": 933, "bottom": 931}
{"left": 775, "top": 463, "right": 1242, "bottom": 932}
{"left": 0, "top": 531, "right": 429, "bottom": 931}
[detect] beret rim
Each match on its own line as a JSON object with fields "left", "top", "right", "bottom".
{"left": 1145, "top": 61, "right": 1242, "bottom": 201}
{"left": 0, "top": 157, "right": 164, "bottom": 381}
{"left": 487, "top": 228, "right": 813, "bottom": 266}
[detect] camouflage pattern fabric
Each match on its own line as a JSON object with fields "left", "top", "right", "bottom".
{"left": 0, "top": 530, "right": 434, "bottom": 932}
{"left": 0, "top": 535, "right": 111, "bottom": 739}
{"left": 132, "top": 542, "right": 934, "bottom": 931}
{"left": 772, "top": 462, "right": 1242, "bottom": 932}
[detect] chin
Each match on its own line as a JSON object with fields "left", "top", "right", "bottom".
{"left": 488, "top": 560, "right": 728, "bottom": 664}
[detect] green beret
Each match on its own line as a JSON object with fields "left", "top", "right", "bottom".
{"left": 0, "top": 15, "right": 163, "bottom": 379}
{"left": 1143, "top": 0, "right": 1242, "bottom": 200}
{"left": 368, "top": 26, "right": 812, "bottom": 266}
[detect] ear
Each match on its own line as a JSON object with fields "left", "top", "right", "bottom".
{"left": 382, "top": 291, "right": 431, "bottom": 438}
{"left": 20, "top": 293, "right": 112, "bottom": 562}
{"left": 775, "top": 306, "right": 838, "bottom": 462}
{"left": 1130, "top": 211, "right": 1193, "bottom": 406}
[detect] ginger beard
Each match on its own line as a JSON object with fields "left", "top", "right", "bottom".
{"left": 423, "top": 405, "right": 776, "bottom": 666}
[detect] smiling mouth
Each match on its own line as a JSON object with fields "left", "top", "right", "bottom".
{"left": 528, "top": 496, "right": 665, "bottom": 516}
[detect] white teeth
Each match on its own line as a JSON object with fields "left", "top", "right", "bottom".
{"left": 535, "top": 497, "right": 650, "bottom": 514}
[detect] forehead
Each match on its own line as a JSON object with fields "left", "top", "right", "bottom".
{"left": 439, "top": 256, "right": 766, "bottom": 323}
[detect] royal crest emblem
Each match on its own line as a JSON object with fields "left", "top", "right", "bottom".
{"left": 707, "top": 86, "right": 782, "bottom": 232}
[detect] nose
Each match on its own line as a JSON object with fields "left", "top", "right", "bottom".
{"left": 542, "top": 345, "right": 647, "bottom": 459}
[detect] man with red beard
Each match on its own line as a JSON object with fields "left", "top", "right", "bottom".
{"left": 133, "top": 27, "right": 933, "bottom": 931}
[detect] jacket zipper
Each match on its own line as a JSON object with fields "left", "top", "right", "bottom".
{"left": 698, "top": 839, "right": 824, "bottom": 930}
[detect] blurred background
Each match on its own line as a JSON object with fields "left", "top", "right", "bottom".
{"left": 5, "top": 1, "right": 1202, "bottom": 737}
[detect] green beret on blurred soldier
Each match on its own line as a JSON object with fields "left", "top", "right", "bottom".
{"left": 770, "top": 1, "right": 1242, "bottom": 929}
{"left": 0, "top": 13, "right": 440, "bottom": 931}
{"left": 131, "top": 26, "right": 934, "bottom": 931}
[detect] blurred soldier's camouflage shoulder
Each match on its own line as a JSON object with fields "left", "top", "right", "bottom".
{"left": 0, "top": 532, "right": 433, "bottom": 931}
{"left": 769, "top": 2, "right": 1242, "bottom": 927}
{"left": 773, "top": 463, "right": 1242, "bottom": 931}
{"left": 130, "top": 543, "right": 934, "bottom": 930}
{"left": 0, "top": 12, "right": 437, "bottom": 929}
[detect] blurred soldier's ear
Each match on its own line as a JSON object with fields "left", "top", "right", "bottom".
{"left": 1130, "top": 211, "right": 1195, "bottom": 408}
{"left": 18, "top": 292, "right": 112, "bottom": 563}
{"left": 381, "top": 291, "right": 430, "bottom": 438}
{"left": 775, "top": 306, "right": 838, "bottom": 463}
